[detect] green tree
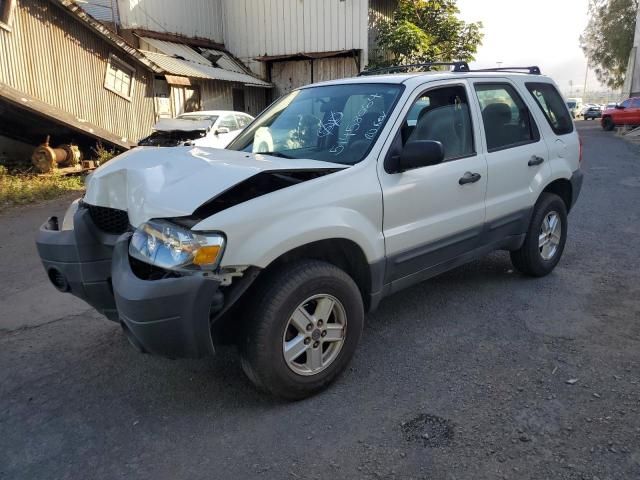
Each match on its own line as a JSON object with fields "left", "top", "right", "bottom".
{"left": 580, "top": 0, "right": 638, "bottom": 89}
{"left": 372, "top": 0, "right": 483, "bottom": 67}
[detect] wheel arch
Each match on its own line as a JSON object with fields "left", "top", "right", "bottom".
{"left": 541, "top": 178, "right": 572, "bottom": 212}
{"left": 261, "top": 238, "right": 378, "bottom": 311}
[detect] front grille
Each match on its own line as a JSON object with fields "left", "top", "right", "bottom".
{"left": 86, "top": 204, "right": 130, "bottom": 235}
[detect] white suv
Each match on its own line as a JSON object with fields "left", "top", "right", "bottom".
{"left": 36, "top": 64, "right": 583, "bottom": 399}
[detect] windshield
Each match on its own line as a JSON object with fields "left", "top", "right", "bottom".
{"left": 227, "top": 83, "right": 404, "bottom": 165}
{"left": 177, "top": 114, "right": 219, "bottom": 125}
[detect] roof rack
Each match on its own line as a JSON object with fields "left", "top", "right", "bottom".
{"left": 358, "top": 63, "right": 542, "bottom": 76}
{"left": 470, "top": 66, "right": 541, "bottom": 75}
{"left": 358, "top": 61, "right": 470, "bottom": 76}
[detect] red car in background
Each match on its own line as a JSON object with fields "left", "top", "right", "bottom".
{"left": 601, "top": 97, "right": 640, "bottom": 130}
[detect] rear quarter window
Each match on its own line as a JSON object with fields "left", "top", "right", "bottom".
{"left": 526, "top": 83, "right": 574, "bottom": 135}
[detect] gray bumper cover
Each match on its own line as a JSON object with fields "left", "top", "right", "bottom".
{"left": 35, "top": 208, "right": 223, "bottom": 358}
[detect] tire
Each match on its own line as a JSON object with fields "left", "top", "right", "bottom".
{"left": 510, "top": 193, "right": 568, "bottom": 277}
{"left": 239, "top": 260, "right": 364, "bottom": 399}
{"left": 602, "top": 117, "right": 615, "bottom": 131}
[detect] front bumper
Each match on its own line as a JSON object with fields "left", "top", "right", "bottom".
{"left": 36, "top": 207, "right": 226, "bottom": 358}
{"left": 112, "top": 235, "right": 222, "bottom": 358}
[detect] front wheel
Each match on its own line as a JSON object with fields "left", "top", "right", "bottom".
{"left": 239, "top": 260, "right": 364, "bottom": 399}
{"left": 510, "top": 193, "right": 568, "bottom": 277}
{"left": 602, "top": 117, "right": 615, "bottom": 131}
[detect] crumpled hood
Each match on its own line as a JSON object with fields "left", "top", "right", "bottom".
{"left": 84, "top": 146, "right": 343, "bottom": 227}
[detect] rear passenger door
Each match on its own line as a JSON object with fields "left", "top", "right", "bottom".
{"left": 472, "top": 81, "right": 551, "bottom": 237}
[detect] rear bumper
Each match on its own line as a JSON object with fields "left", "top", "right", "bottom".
{"left": 36, "top": 207, "right": 226, "bottom": 358}
{"left": 570, "top": 169, "right": 584, "bottom": 209}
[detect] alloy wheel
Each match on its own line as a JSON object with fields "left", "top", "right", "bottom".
{"left": 539, "top": 211, "right": 562, "bottom": 260}
{"left": 282, "top": 294, "right": 347, "bottom": 376}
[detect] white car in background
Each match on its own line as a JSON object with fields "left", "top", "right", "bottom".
{"left": 138, "top": 110, "right": 254, "bottom": 148}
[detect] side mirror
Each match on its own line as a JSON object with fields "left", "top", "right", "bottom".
{"left": 398, "top": 140, "right": 444, "bottom": 172}
{"left": 215, "top": 127, "right": 231, "bottom": 135}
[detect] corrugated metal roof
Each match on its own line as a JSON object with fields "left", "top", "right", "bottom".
{"left": 140, "top": 37, "right": 212, "bottom": 66}
{"left": 77, "top": 0, "right": 120, "bottom": 24}
{"left": 201, "top": 49, "right": 246, "bottom": 74}
{"left": 139, "top": 50, "right": 271, "bottom": 87}
{"left": 140, "top": 37, "right": 252, "bottom": 76}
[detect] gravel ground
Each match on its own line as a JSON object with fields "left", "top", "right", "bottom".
{"left": 0, "top": 122, "right": 639, "bottom": 480}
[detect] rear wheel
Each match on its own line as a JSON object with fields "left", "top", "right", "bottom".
{"left": 510, "top": 193, "right": 568, "bottom": 277}
{"left": 239, "top": 260, "right": 364, "bottom": 399}
{"left": 602, "top": 117, "right": 615, "bottom": 131}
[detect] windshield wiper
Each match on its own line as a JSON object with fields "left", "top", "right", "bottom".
{"left": 257, "top": 151, "right": 294, "bottom": 159}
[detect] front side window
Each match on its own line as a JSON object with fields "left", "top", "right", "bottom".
{"left": 401, "top": 85, "right": 474, "bottom": 161}
{"left": 236, "top": 114, "right": 252, "bottom": 128}
{"left": 526, "top": 82, "right": 574, "bottom": 135}
{"left": 475, "top": 83, "right": 539, "bottom": 152}
{"left": 630, "top": 99, "right": 640, "bottom": 108}
{"left": 104, "top": 55, "right": 134, "bottom": 100}
{"left": 218, "top": 115, "right": 239, "bottom": 131}
{"left": 228, "top": 83, "right": 404, "bottom": 165}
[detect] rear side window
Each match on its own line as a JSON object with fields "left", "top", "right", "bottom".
{"left": 474, "top": 83, "right": 539, "bottom": 152}
{"left": 526, "top": 83, "right": 574, "bottom": 135}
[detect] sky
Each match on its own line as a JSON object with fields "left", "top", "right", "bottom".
{"left": 456, "top": 0, "right": 607, "bottom": 94}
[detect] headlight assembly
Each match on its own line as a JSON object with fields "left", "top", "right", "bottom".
{"left": 129, "top": 220, "right": 225, "bottom": 273}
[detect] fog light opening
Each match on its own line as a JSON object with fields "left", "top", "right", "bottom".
{"left": 47, "top": 267, "right": 69, "bottom": 292}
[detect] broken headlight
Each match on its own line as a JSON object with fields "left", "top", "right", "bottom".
{"left": 129, "top": 220, "right": 225, "bottom": 272}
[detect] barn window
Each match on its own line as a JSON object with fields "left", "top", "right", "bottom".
{"left": 0, "top": 0, "right": 16, "bottom": 30}
{"left": 104, "top": 54, "right": 135, "bottom": 100}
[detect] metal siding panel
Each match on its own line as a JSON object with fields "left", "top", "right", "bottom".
{"left": 1, "top": 0, "right": 156, "bottom": 145}
{"left": 221, "top": 0, "right": 366, "bottom": 65}
{"left": 338, "top": 0, "right": 346, "bottom": 50}
{"left": 117, "top": 0, "right": 224, "bottom": 43}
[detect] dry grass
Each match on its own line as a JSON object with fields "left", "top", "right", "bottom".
{"left": 0, "top": 166, "right": 85, "bottom": 208}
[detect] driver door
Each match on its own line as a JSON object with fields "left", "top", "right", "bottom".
{"left": 378, "top": 82, "right": 487, "bottom": 289}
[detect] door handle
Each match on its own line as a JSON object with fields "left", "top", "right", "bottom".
{"left": 459, "top": 172, "right": 482, "bottom": 185}
{"left": 528, "top": 155, "right": 545, "bottom": 166}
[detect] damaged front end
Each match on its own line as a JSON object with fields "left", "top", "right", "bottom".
{"left": 138, "top": 129, "right": 207, "bottom": 147}
{"left": 137, "top": 118, "right": 211, "bottom": 147}
{"left": 35, "top": 201, "right": 257, "bottom": 358}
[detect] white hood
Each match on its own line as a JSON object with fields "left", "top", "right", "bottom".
{"left": 84, "top": 147, "right": 343, "bottom": 227}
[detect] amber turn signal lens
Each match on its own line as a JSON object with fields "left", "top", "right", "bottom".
{"left": 193, "top": 245, "right": 221, "bottom": 266}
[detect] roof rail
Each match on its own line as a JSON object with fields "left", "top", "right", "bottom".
{"left": 358, "top": 61, "right": 470, "bottom": 76}
{"left": 471, "top": 66, "right": 541, "bottom": 75}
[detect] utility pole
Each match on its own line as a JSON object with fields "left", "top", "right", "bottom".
{"left": 583, "top": 60, "right": 589, "bottom": 99}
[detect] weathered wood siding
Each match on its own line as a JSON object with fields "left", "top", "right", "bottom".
{"left": 0, "top": 0, "right": 156, "bottom": 144}
{"left": 270, "top": 57, "right": 359, "bottom": 98}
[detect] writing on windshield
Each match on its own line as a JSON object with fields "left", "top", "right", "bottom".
{"left": 227, "top": 84, "right": 403, "bottom": 165}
